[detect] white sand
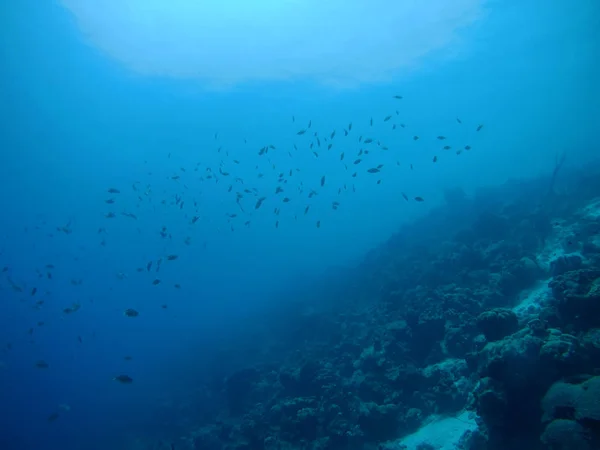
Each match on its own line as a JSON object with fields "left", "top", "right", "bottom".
{"left": 395, "top": 410, "right": 478, "bottom": 450}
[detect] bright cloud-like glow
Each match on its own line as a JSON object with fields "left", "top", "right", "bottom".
{"left": 60, "top": 0, "right": 485, "bottom": 87}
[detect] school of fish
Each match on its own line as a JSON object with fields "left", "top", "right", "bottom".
{"left": 1, "top": 94, "right": 484, "bottom": 411}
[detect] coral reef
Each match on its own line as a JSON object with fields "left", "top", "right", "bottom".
{"left": 186, "top": 164, "right": 600, "bottom": 450}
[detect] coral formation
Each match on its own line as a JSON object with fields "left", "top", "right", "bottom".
{"left": 184, "top": 164, "right": 600, "bottom": 450}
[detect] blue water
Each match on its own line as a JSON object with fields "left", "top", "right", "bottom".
{"left": 0, "top": 0, "right": 599, "bottom": 449}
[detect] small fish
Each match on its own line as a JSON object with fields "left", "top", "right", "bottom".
{"left": 316, "top": 221, "right": 321, "bottom": 228}
{"left": 35, "top": 360, "right": 49, "bottom": 369}
{"left": 384, "top": 115, "right": 392, "bottom": 122}
{"left": 166, "top": 255, "right": 178, "bottom": 261}
{"left": 456, "top": 118, "right": 462, "bottom": 124}
{"left": 353, "top": 159, "right": 362, "bottom": 165}
{"left": 31, "top": 287, "right": 37, "bottom": 296}
{"left": 124, "top": 308, "right": 139, "bottom": 317}
{"left": 433, "top": 156, "right": 438, "bottom": 162}
{"left": 393, "top": 95, "right": 403, "bottom": 99}
{"left": 113, "top": 374, "right": 133, "bottom": 384}
{"left": 320, "top": 176, "right": 325, "bottom": 187}
{"left": 401, "top": 192, "right": 409, "bottom": 202}
{"left": 63, "top": 303, "right": 81, "bottom": 314}
{"left": 464, "top": 145, "right": 471, "bottom": 150}
{"left": 437, "top": 136, "right": 446, "bottom": 140}
{"left": 255, "top": 197, "right": 266, "bottom": 209}
{"left": 476, "top": 124, "right": 483, "bottom": 131}
{"left": 152, "top": 279, "right": 161, "bottom": 286}
{"left": 107, "top": 188, "right": 120, "bottom": 194}
{"left": 297, "top": 129, "right": 306, "bottom": 135}
{"left": 47, "top": 413, "right": 60, "bottom": 422}
{"left": 414, "top": 197, "right": 425, "bottom": 202}
{"left": 413, "top": 136, "right": 419, "bottom": 141}
{"left": 367, "top": 168, "right": 380, "bottom": 174}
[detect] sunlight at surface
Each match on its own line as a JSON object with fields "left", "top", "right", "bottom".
{"left": 60, "top": 0, "right": 486, "bottom": 87}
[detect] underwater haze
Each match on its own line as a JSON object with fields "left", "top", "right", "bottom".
{"left": 1, "top": 0, "right": 600, "bottom": 449}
